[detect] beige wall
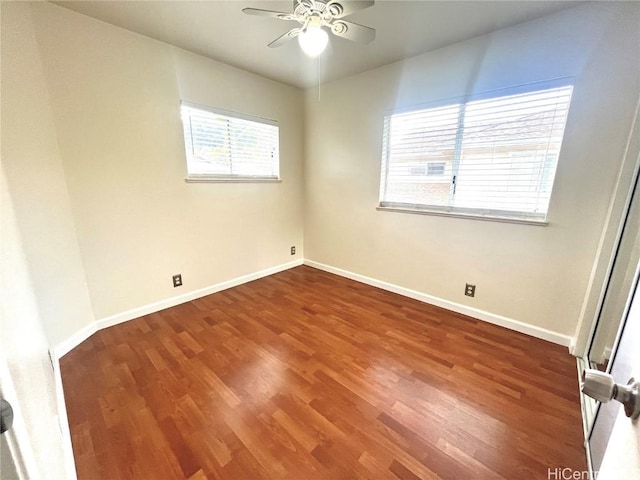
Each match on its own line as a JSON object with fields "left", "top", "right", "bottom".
{"left": 0, "top": 3, "right": 80, "bottom": 477}
{"left": 4, "top": 1, "right": 639, "bottom": 348}
{"left": 303, "top": 2, "right": 640, "bottom": 337}
{"left": 1, "top": 2, "right": 95, "bottom": 347}
{"left": 29, "top": 3, "right": 305, "bottom": 321}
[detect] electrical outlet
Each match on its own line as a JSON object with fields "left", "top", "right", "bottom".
{"left": 173, "top": 274, "right": 183, "bottom": 288}
{"left": 291, "top": 246, "right": 296, "bottom": 255}
{"left": 465, "top": 283, "right": 476, "bottom": 297}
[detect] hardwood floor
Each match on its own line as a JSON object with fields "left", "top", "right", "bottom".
{"left": 61, "top": 266, "right": 586, "bottom": 479}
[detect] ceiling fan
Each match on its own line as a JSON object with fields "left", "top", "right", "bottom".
{"left": 242, "top": 0, "right": 376, "bottom": 57}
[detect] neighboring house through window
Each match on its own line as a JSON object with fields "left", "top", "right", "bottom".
{"left": 379, "top": 83, "right": 573, "bottom": 222}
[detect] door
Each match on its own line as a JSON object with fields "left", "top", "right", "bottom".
{"left": 0, "top": 168, "right": 76, "bottom": 479}
{"left": 588, "top": 260, "right": 640, "bottom": 479}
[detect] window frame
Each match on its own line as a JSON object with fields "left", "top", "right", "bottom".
{"left": 377, "top": 80, "right": 574, "bottom": 225}
{"left": 180, "top": 101, "right": 281, "bottom": 183}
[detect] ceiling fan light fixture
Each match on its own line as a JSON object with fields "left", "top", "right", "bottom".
{"left": 298, "top": 25, "right": 329, "bottom": 57}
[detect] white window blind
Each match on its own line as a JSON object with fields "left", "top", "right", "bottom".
{"left": 181, "top": 102, "right": 279, "bottom": 181}
{"left": 379, "top": 85, "right": 573, "bottom": 222}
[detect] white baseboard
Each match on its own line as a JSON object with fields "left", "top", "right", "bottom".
{"left": 54, "top": 257, "right": 573, "bottom": 357}
{"left": 48, "top": 350, "right": 78, "bottom": 479}
{"left": 595, "top": 346, "right": 613, "bottom": 364}
{"left": 54, "top": 259, "right": 303, "bottom": 358}
{"left": 97, "top": 259, "right": 304, "bottom": 331}
{"left": 53, "top": 322, "right": 97, "bottom": 358}
{"left": 304, "top": 259, "right": 573, "bottom": 347}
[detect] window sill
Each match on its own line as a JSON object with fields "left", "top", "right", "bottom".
{"left": 185, "top": 176, "right": 282, "bottom": 184}
{"left": 376, "top": 205, "right": 549, "bottom": 226}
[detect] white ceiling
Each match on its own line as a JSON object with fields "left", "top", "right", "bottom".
{"left": 52, "top": 0, "right": 583, "bottom": 89}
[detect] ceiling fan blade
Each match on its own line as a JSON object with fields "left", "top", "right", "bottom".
{"left": 330, "top": 20, "right": 375, "bottom": 43}
{"left": 326, "top": 1, "right": 374, "bottom": 18}
{"left": 242, "top": 8, "right": 297, "bottom": 21}
{"left": 268, "top": 28, "right": 302, "bottom": 48}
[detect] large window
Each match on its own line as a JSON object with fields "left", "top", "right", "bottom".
{"left": 181, "top": 102, "right": 280, "bottom": 182}
{"left": 379, "top": 85, "right": 573, "bottom": 222}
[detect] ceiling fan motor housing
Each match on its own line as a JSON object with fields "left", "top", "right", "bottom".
{"left": 243, "top": 0, "right": 375, "bottom": 49}
{"left": 295, "top": 1, "right": 345, "bottom": 24}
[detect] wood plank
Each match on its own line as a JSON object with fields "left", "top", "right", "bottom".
{"left": 61, "top": 266, "right": 586, "bottom": 479}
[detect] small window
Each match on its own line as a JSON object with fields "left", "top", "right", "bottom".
{"left": 379, "top": 85, "right": 573, "bottom": 222}
{"left": 427, "top": 162, "right": 446, "bottom": 176}
{"left": 408, "top": 163, "right": 446, "bottom": 177}
{"left": 181, "top": 102, "right": 280, "bottom": 182}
